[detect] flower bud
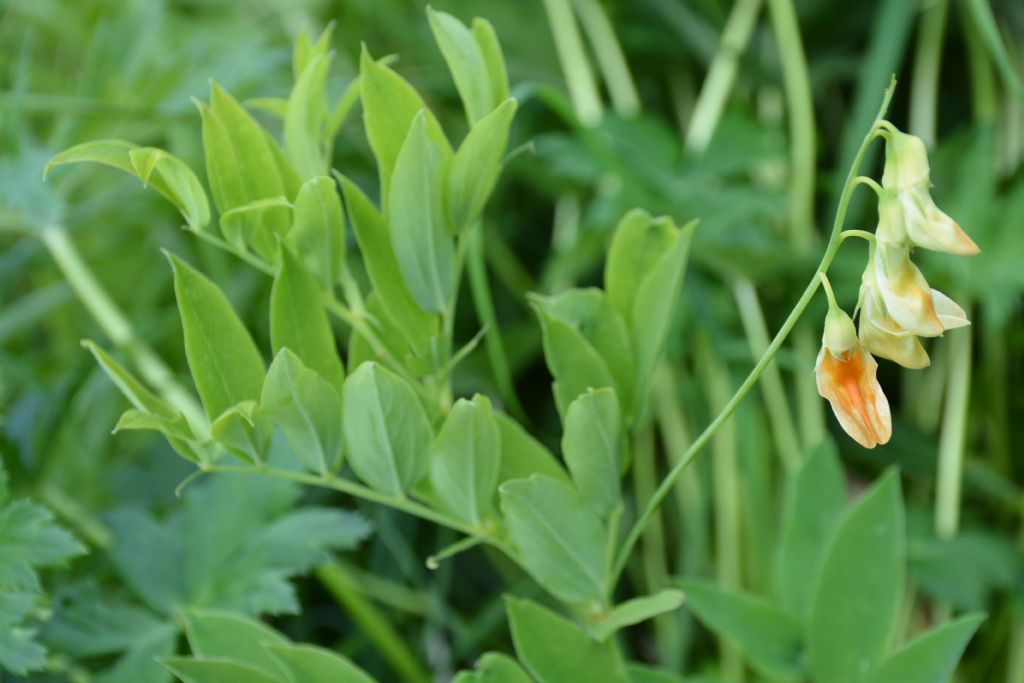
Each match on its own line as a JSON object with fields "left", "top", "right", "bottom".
{"left": 873, "top": 240, "right": 945, "bottom": 337}
{"left": 857, "top": 263, "right": 930, "bottom": 369}
{"left": 881, "top": 127, "right": 930, "bottom": 191}
{"left": 898, "top": 189, "right": 980, "bottom": 255}
{"left": 822, "top": 305, "right": 858, "bottom": 360}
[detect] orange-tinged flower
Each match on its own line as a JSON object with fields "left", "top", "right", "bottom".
{"left": 873, "top": 241, "right": 945, "bottom": 337}
{"left": 815, "top": 344, "right": 892, "bottom": 449}
{"left": 858, "top": 264, "right": 930, "bottom": 369}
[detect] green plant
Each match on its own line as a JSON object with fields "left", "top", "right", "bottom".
{"left": 4, "top": 1, "right": 1018, "bottom": 681}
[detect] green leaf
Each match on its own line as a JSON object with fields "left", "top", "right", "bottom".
{"left": 261, "top": 349, "right": 344, "bottom": 474}
{"left": 604, "top": 209, "right": 669, "bottom": 325}
{"left": 293, "top": 24, "right": 334, "bottom": 82}
{"left": 449, "top": 98, "right": 516, "bottom": 230}
{"left": 428, "top": 7, "right": 493, "bottom": 125}
{"left": 89, "top": 336, "right": 204, "bottom": 456}
{"left": 604, "top": 212, "right": 695, "bottom": 413}
{"left": 342, "top": 362, "right": 432, "bottom": 495}
{"left": 494, "top": 412, "right": 571, "bottom": 486}
{"left": 591, "top": 589, "right": 686, "bottom": 641}
{"left": 500, "top": 475, "right": 606, "bottom": 605}
{"left": 865, "top": 614, "right": 983, "bottom": 683}
{"left": 429, "top": 394, "right": 501, "bottom": 527}
{"left": 197, "top": 83, "right": 301, "bottom": 257}
{"left": 270, "top": 246, "right": 346, "bottom": 394}
{"left": 625, "top": 664, "right": 690, "bottom": 683}
{"left": 458, "top": 652, "right": 533, "bottom": 683}
{"left": 471, "top": 18, "right": 509, "bottom": 105}
{"left": 388, "top": 110, "right": 454, "bottom": 313}
{"left": 562, "top": 388, "right": 621, "bottom": 518}
{"left": 359, "top": 46, "right": 449, "bottom": 200}
{"left": 162, "top": 657, "right": 281, "bottom": 683}
{"left": 807, "top": 471, "right": 905, "bottom": 683}
{"left": 266, "top": 643, "right": 378, "bottom": 683}
{"left": 776, "top": 439, "right": 847, "bottom": 615}
{"left": 94, "top": 624, "right": 177, "bottom": 683}
{"left": 169, "top": 254, "right": 265, "bottom": 421}
{"left": 286, "top": 175, "right": 346, "bottom": 290}
{"left": 210, "top": 400, "right": 272, "bottom": 464}
{"left": 218, "top": 196, "right": 293, "bottom": 259}
{"left": 680, "top": 579, "right": 804, "bottom": 681}
{"left": 505, "top": 597, "right": 629, "bottom": 683}
{"left": 45, "top": 140, "right": 210, "bottom": 230}
{"left": 0, "top": 487, "right": 84, "bottom": 674}
{"left": 286, "top": 53, "right": 331, "bottom": 178}
{"left": 338, "top": 174, "right": 437, "bottom": 356}
{"left": 530, "top": 288, "right": 633, "bottom": 417}
{"left": 182, "top": 609, "right": 289, "bottom": 679}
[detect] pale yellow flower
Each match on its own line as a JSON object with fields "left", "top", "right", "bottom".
{"left": 857, "top": 262, "right": 930, "bottom": 369}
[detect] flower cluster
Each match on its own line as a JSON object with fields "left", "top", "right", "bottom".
{"left": 816, "top": 124, "right": 978, "bottom": 449}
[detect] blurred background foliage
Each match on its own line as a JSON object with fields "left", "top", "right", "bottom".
{"left": 1, "top": 0, "right": 1023, "bottom": 680}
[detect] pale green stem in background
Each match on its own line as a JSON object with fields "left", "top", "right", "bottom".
{"left": 541, "top": 0, "right": 603, "bottom": 126}
{"left": 909, "top": 0, "right": 949, "bottom": 146}
{"left": 933, "top": 313, "right": 973, "bottom": 622}
{"left": 653, "top": 367, "right": 701, "bottom": 670}
{"left": 467, "top": 222, "right": 528, "bottom": 422}
{"left": 697, "top": 336, "right": 744, "bottom": 682}
{"left": 611, "top": 78, "right": 896, "bottom": 584}
{"left": 572, "top": 0, "right": 641, "bottom": 117}
{"left": 39, "top": 225, "right": 207, "bottom": 433}
{"left": 316, "top": 563, "right": 432, "bottom": 683}
{"left": 766, "top": 0, "right": 825, "bottom": 452}
{"left": 732, "top": 278, "right": 801, "bottom": 472}
{"left": 685, "top": 0, "right": 763, "bottom": 153}
{"left": 766, "top": 0, "right": 816, "bottom": 250}
{"left": 630, "top": 426, "right": 682, "bottom": 665}
{"left": 964, "top": 11, "right": 999, "bottom": 124}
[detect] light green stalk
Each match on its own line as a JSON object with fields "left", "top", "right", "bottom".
{"left": 909, "top": 0, "right": 949, "bottom": 145}
{"left": 39, "top": 225, "right": 207, "bottom": 433}
{"left": 685, "top": 0, "right": 763, "bottom": 153}
{"left": 541, "top": 0, "right": 603, "bottom": 126}
{"left": 572, "top": 0, "right": 640, "bottom": 117}
{"left": 611, "top": 78, "right": 898, "bottom": 585}
{"left": 697, "top": 336, "right": 744, "bottom": 682}
{"left": 732, "top": 277, "right": 801, "bottom": 472}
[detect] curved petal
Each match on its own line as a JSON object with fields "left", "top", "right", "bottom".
{"left": 930, "top": 289, "right": 970, "bottom": 330}
{"left": 816, "top": 346, "right": 892, "bottom": 449}
{"left": 858, "top": 273, "right": 930, "bottom": 369}
{"left": 874, "top": 241, "right": 944, "bottom": 337}
{"left": 900, "top": 191, "right": 980, "bottom": 255}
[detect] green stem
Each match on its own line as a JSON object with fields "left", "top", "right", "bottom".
{"left": 610, "top": 77, "right": 897, "bottom": 585}
{"left": 39, "top": 225, "right": 207, "bottom": 432}
{"left": 685, "top": 0, "right": 763, "bottom": 153}
{"left": 934, "top": 315, "right": 972, "bottom": 540}
{"left": 909, "top": 0, "right": 949, "bottom": 145}
{"left": 541, "top": 0, "right": 604, "bottom": 126}
{"left": 571, "top": 0, "right": 640, "bottom": 117}
{"left": 629, "top": 425, "right": 681, "bottom": 664}
{"left": 766, "top": 0, "right": 816, "bottom": 250}
{"left": 732, "top": 278, "right": 801, "bottom": 472}
{"left": 315, "top": 563, "right": 432, "bottom": 683}
{"left": 466, "top": 222, "right": 528, "bottom": 422}
{"left": 698, "top": 336, "right": 744, "bottom": 682}
{"left": 207, "top": 464, "right": 485, "bottom": 539}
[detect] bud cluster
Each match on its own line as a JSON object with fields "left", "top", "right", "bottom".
{"left": 816, "top": 123, "right": 978, "bottom": 449}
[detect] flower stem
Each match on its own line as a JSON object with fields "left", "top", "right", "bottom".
{"left": 610, "top": 76, "right": 897, "bottom": 585}
{"left": 39, "top": 225, "right": 207, "bottom": 432}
